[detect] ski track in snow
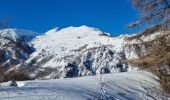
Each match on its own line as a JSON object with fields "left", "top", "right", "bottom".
{"left": 99, "top": 74, "right": 110, "bottom": 99}
{"left": 100, "top": 74, "right": 105, "bottom": 99}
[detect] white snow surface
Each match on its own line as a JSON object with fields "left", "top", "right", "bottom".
{"left": 0, "top": 71, "right": 167, "bottom": 100}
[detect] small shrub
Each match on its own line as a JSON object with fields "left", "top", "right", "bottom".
{"left": 0, "top": 67, "right": 32, "bottom": 83}
{"left": 0, "top": 67, "right": 5, "bottom": 83}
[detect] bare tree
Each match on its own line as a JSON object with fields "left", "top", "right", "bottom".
{"left": 129, "top": 0, "right": 170, "bottom": 93}
{"left": 129, "top": 0, "right": 170, "bottom": 29}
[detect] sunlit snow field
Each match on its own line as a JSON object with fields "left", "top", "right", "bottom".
{"left": 0, "top": 71, "right": 167, "bottom": 100}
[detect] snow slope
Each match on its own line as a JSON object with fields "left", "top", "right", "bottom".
{"left": 29, "top": 25, "right": 126, "bottom": 62}
{"left": 0, "top": 71, "right": 168, "bottom": 100}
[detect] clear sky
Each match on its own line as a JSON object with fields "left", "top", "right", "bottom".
{"left": 0, "top": 0, "right": 140, "bottom": 36}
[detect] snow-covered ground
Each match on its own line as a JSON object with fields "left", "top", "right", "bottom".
{"left": 0, "top": 71, "right": 168, "bottom": 100}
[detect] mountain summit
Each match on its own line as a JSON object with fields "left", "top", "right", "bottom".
{"left": 22, "top": 26, "right": 137, "bottom": 79}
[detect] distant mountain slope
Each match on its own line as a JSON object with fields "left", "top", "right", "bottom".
{"left": 0, "top": 29, "right": 38, "bottom": 68}
{"left": 0, "top": 29, "right": 38, "bottom": 42}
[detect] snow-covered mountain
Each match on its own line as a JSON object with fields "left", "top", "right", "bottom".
{"left": 0, "top": 29, "right": 38, "bottom": 68}
{"left": 1, "top": 26, "right": 169, "bottom": 99}
{"left": 0, "top": 26, "right": 159, "bottom": 79}
{"left": 17, "top": 26, "right": 128, "bottom": 79}
{"left": 0, "top": 28, "right": 38, "bottom": 42}
{"left": 15, "top": 25, "right": 155, "bottom": 79}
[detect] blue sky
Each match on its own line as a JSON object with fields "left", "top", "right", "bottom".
{"left": 0, "top": 0, "right": 140, "bottom": 36}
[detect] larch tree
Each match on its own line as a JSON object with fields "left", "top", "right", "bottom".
{"left": 129, "top": 0, "right": 170, "bottom": 93}
{"left": 129, "top": 0, "right": 170, "bottom": 29}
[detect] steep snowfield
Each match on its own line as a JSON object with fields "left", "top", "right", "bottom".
{"left": 0, "top": 71, "right": 168, "bottom": 100}
{"left": 30, "top": 26, "right": 125, "bottom": 59}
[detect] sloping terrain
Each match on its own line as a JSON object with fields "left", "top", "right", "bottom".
{"left": 0, "top": 71, "right": 168, "bottom": 100}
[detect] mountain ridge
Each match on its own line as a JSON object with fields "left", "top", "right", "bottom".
{"left": 0, "top": 26, "right": 157, "bottom": 79}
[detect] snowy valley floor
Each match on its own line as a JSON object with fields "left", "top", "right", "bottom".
{"left": 0, "top": 71, "right": 169, "bottom": 100}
